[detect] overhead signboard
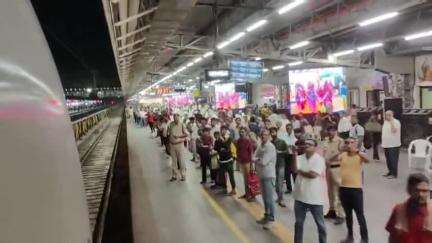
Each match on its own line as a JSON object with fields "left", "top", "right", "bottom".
{"left": 205, "top": 69, "right": 230, "bottom": 81}
{"left": 229, "top": 60, "right": 263, "bottom": 81}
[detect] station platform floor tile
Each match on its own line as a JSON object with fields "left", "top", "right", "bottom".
{"left": 128, "top": 123, "right": 413, "bottom": 243}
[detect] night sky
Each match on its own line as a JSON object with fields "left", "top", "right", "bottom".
{"left": 30, "top": 0, "right": 120, "bottom": 89}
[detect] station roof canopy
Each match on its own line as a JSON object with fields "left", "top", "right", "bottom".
{"left": 102, "top": 0, "right": 432, "bottom": 97}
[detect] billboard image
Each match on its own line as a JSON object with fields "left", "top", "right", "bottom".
{"left": 289, "top": 67, "right": 347, "bottom": 114}
{"left": 165, "top": 94, "right": 193, "bottom": 107}
{"left": 215, "top": 83, "right": 247, "bottom": 109}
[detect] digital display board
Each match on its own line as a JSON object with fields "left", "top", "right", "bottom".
{"left": 229, "top": 60, "right": 263, "bottom": 81}
{"left": 205, "top": 69, "right": 230, "bottom": 81}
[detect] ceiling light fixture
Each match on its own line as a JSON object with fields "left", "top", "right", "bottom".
{"left": 186, "top": 62, "right": 194, "bottom": 67}
{"left": 288, "top": 61, "right": 303, "bottom": 66}
{"left": 272, "top": 65, "right": 285, "bottom": 70}
{"left": 357, "top": 42, "right": 383, "bottom": 51}
{"left": 289, "top": 40, "right": 310, "bottom": 50}
{"left": 246, "top": 19, "right": 268, "bottom": 32}
{"left": 217, "top": 40, "right": 231, "bottom": 49}
{"left": 203, "top": 51, "right": 214, "bottom": 58}
{"left": 278, "top": 0, "right": 305, "bottom": 15}
{"left": 359, "top": 12, "right": 399, "bottom": 27}
{"left": 263, "top": 68, "right": 269, "bottom": 72}
{"left": 254, "top": 57, "right": 262, "bottom": 61}
{"left": 331, "top": 49, "right": 355, "bottom": 57}
{"left": 229, "top": 32, "right": 246, "bottom": 42}
{"left": 404, "top": 30, "right": 432, "bottom": 41}
{"left": 193, "top": 57, "right": 203, "bottom": 63}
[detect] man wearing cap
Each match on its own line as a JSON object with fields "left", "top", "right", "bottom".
{"left": 322, "top": 126, "right": 345, "bottom": 225}
{"left": 168, "top": 113, "right": 188, "bottom": 181}
{"left": 293, "top": 138, "right": 327, "bottom": 243}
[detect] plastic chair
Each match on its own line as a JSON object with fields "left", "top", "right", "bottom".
{"left": 408, "top": 139, "right": 432, "bottom": 174}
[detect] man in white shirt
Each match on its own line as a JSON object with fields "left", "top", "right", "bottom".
{"left": 381, "top": 110, "right": 401, "bottom": 179}
{"left": 349, "top": 115, "right": 365, "bottom": 149}
{"left": 293, "top": 139, "right": 327, "bottom": 243}
{"left": 292, "top": 115, "right": 301, "bottom": 130}
{"left": 187, "top": 117, "right": 199, "bottom": 162}
{"left": 338, "top": 112, "right": 352, "bottom": 139}
{"left": 280, "top": 123, "right": 297, "bottom": 193}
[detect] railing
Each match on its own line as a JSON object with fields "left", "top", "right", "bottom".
{"left": 72, "top": 108, "right": 109, "bottom": 141}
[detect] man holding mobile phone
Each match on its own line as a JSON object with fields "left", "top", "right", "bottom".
{"left": 334, "top": 137, "right": 370, "bottom": 243}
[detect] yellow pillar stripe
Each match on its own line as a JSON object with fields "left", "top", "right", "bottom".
{"left": 201, "top": 188, "right": 252, "bottom": 243}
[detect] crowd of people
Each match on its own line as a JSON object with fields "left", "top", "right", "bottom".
{"left": 127, "top": 103, "right": 431, "bottom": 243}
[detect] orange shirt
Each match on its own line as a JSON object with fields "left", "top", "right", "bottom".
{"left": 340, "top": 152, "right": 363, "bottom": 188}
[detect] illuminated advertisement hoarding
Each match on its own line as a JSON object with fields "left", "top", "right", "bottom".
{"left": 214, "top": 83, "right": 247, "bottom": 109}
{"left": 289, "top": 67, "right": 347, "bottom": 114}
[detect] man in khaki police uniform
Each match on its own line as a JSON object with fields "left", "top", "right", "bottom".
{"left": 322, "top": 126, "right": 345, "bottom": 225}
{"left": 169, "top": 113, "right": 188, "bottom": 181}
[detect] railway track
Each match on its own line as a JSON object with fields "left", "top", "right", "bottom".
{"left": 78, "top": 110, "right": 122, "bottom": 234}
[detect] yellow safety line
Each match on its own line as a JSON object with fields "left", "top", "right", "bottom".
{"left": 224, "top": 183, "right": 295, "bottom": 243}
{"left": 233, "top": 196, "right": 294, "bottom": 243}
{"left": 201, "top": 188, "right": 252, "bottom": 243}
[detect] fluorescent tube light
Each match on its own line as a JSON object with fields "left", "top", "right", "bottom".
{"left": 254, "top": 57, "right": 262, "bottom": 61}
{"left": 278, "top": 0, "right": 305, "bottom": 15}
{"left": 217, "top": 41, "right": 231, "bottom": 49}
{"left": 263, "top": 68, "right": 269, "bottom": 72}
{"left": 203, "top": 51, "right": 214, "bottom": 58}
{"left": 357, "top": 42, "right": 383, "bottom": 51}
{"left": 404, "top": 30, "right": 432, "bottom": 41}
{"left": 186, "top": 62, "right": 194, "bottom": 67}
{"left": 289, "top": 40, "right": 310, "bottom": 50}
{"left": 359, "top": 12, "right": 399, "bottom": 27}
{"left": 246, "top": 19, "right": 268, "bottom": 32}
{"left": 272, "top": 65, "right": 285, "bottom": 70}
{"left": 332, "top": 49, "right": 355, "bottom": 57}
{"left": 229, "top": 32, "right": 246, "bottom": 42}
{"left": 288, "top": 61, "right": 303, "bottom": 66}
{"left": 193, "top": 57, "right": 203, "bottom": 63}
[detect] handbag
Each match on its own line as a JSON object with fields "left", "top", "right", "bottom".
{"left": 247, "top": 169, "right": 261, "bottom": 197}
{"left": 210, "top": 152, "right": 219, "bottom": 170}
{"left": 211, "top": 154, "right": 219, "bottom": 169}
